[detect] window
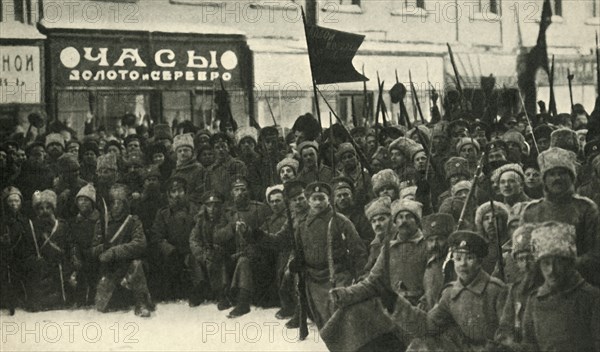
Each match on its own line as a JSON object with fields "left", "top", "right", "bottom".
{"left": 402, "top": 0, "right": 425, "bottom": 10}
{"left": 340, "top": 0, "right": 360, "bottom": 6}
{"left": 594, "top": 0, "right": 600, "bottom": 17}
{"left": 552, "top": 0, "right": 562, "bottom": 17}
{"left": 475, "top": 0, "right": 498, "bottom": 14}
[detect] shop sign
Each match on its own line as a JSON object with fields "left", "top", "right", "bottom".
{"left": 0, "top": 46, "right": 41, "bottom": 104}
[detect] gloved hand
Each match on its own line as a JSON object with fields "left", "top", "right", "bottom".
{"left": 99, "top": 249, "right": 115, "bottom": 263}
{"left": 329, "top": 287, "right": 350, "bottom": 309}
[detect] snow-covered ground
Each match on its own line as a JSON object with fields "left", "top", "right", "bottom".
{"left": 1, "top": 303, "right": 328, "bottom": 351}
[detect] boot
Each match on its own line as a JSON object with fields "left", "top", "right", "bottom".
{"left": 134, "top": 293, "right": 152, "bottom": 318}
{"left": 189, "top": 286, "right": 206, "bottom": 307}
{"left": 135, "top": 304, "right": 151, "bottom": 318}
{"left": 275, "top": 307, "right": 294, "bottom": 319}
{"left": 285, "top": 307, "right": 300, "bottom": 329}
{"left": 227, "top": 289, "right": 250, "bottom": 318}
{"left": 217, "top": 295, "right": 232, "bottom": 311}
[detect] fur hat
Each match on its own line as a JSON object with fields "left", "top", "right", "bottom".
{"left": 108, "top": 184, "right": 130, "bottom": 202}
{"left": 265, "top": 184, "right": 285, "bottom": 201}
{"left": 448, "top": 230, "right": 488, "bottom": 258}
{"left": 511, "top": 223, "right": 537, "bottom": 258}
{"left": 364, "top": 196, "right": 392, "bottom": 220}
{"left": 422, "top": 213, "right": 455, "bottom": 238}
{"left": 444, "top": 157, "right": 470, "bottom": 180}
{"left": 399, "top": 185, "right": 417, "bottom": 200}
{"left": 57, "top": 153, "right": 80, "bottom": 172}
{"left": 297, "top": 140, "right": 319, "bottom": 153}
{"left": 173, "top": 133, "right": 195, "bottom": 151}
{"left": 550, "top": 128, "right": 579, "bottom": 154}
{"left": 475, "top": 201, "right": 510, "bottom": 234}
{"left": 451, "top": 180, "right": 472, "bottom": 197}
{"left": 96, "top": 153, "right": 118, "bottom": 171}
{"left": 153, "top": 124, "right": 172, "bottom": 141}
{"left": 335, "top": 143, "right": 356, "bottom": 160}
{"left": 533, "top": 124, "right": 553, "bottom": 141}
{"left": 456, "top": 137, "right": 480, "bottom": 153}
{"left": 371, "top": 169, "right": 400, "bottom": 195}
{"left": 235, "top": 126, "right": 259, "bottom": 145}
{"left": 537, "top": 147, "right": 577, "bottom": 180}
{"left": 501, "top": 130, "right": 527, "bottom": 154}
{"left": 2, "top": 186, "right": 22, "bottom": 201}
{"left": 391, "top": 198, "right": 423, "bottom": 223}
{"left": 32, "top": 189, "right": 57, "bottom": 209}
{"left": 201, "top": 190, "right": 224, "bottom": 204}
{"left": 490, "top": 163, "right": 524, "bottom": 185}
{"left": 531, "top": 221, "right": 576, "bottom": 261}
{"left": 292, "top": 113, "right": 321, "bottom": 141}
{"left": 388, "top": 137, "right": 418, "bottom": 158}
{"left": 76, "top": 184, "right": 96, "bottom": 203}
{"left": 409, "top": 144, "right": 425, "bottom": 161}
{"left": 45, "top": 133, "right": 65, "bottom": 148}
{"left": 277, "top": 157, "right": 299, "bottom": 175}
{"left": 81, "top": 140, "right": 100, "bottom": 156}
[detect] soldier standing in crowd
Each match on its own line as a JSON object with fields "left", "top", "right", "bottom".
{"left": 390, "top": 230, "right": 507, "bottom": 351}
{"left": 519, "top": 222, "right": 600, "bottom": 351}
{"left": 235, "top": 127, "right": 263, "bottom": 200}
{"left": 188, "top": 191, "right": 235, "bottom": 309}
{"left": 92, "top": 184, "right": 153, "bottom": 317}
{"left": 27, "top": 190, "right": 71, "bottom": 311}
{"left": 474, "top": 201, "right": 511, "bottom": 274}
{"left": 45, "top": 133, "right": 65, "bottom": 178}
{"left": 491, "top": 163, "right": 531, "bottom": 207}
{"left": 277, "top": 157, "right": 299, "bottom": 184}
{"left": 150, "top": 177, "right": 199, "bottom": 301}
{"left": 17, "top": 142, "right": 53, "bottom": 214}
{"left": 297, "top": 141, "right": 334, "bottom": 184}
{"left": 336, "top": 143, "right": 372, "bottom": 208}
{"left": 521, "top": 147, "right": 600, "bottom": 286}
{"left": 80, "top": 140, "right": 99, "bottom": 184}
{"left": 371, "top": 169, "right": 401, "bottom": 201}
{"left": 54, "top": 153, "right": 87, "bottom": 220}
{"left": 95, "top": 153, "right": 119, "bottom": 203}
{"left": 206, "top": 133, "right": 247, "bottom": 204}
{"left": 331, "top": 177, "right": 375, "bottom": 247}
{"left": 69, "top": 184, "right": 100, "bottom": 307}
{"left": 362, "top": 196, "right": 393, "bottom": 272}
{"left": 171, "top": 133, "right": 206, "bottom": 205}
{"left": 419, "top": 213, "right": 455, "bottom": 312}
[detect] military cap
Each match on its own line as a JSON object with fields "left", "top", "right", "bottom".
{"left": 305, "top": 181, "right": 332, "bottom": 198}
{"left": 391, "top": 198, "right": 423, "bottom": 223}
{"left": 174, "top": 133, "right": 195, "bottom": 150}
{"left": 456, "top": 137, "right": 480, "bottom": 153}
{"left": 364, "top": 196, "right": 392, "bottom": 220}
{"left": 209, "top": 132, "right": 233, "bottom": 146}
{"left": 550, "top": 128, "right": 579, "bottom": 154}
{"left": 76, "top": 184, "right": 96, "bottom": 203}
{"left": 350, "top": 126, "right": 367, "bottom": 137}
{"left": 57, "top": 153, "right": 80, "bottom": 172}
{"left": 501, "top": 130, "right": 528, "bottom": 154}
{"left": 201, "top": 190, "right": 224, "bottom": 204}
{"left": 109, "top": 184, "right": 130, "bottom": 202}
{"left": 444, "top": 157, "right": 470, "bottom": 180}
{"left": 422, "top": 213, "right": 455, "bottom": 238}
{"left": 451, "top": 180, "right": 472, "bottom": 197}
{"left": 143, "top": 165, "right": 161, "bottom": 181}
{"left": 531, "top": 221, "right": 576, "bottom": 261}
{"left": 409, "top": 144, "right": 425, "bottom": 161}
{"left": 231, "top": 176, "right": 249, "bottom": 189}
{"left": 511, "top": 223, "right": 537, "bottom": 258}
{"left": 486, "top": 139, "right": 508, "bottom": 155}
{"left": 448, "top": 230, "right": 488, "bottom": 258}
{"left": 283, "top": 180, "right": 306, "bottom": 199}
{"left": 475, "top": 201, "right": 510, "bottom": 235}
{"left": 104, "top": 139, "right": 122, "bottom": 154}
{"left": 166, "top": 176, "right": 188, "bottom": 192}
{"left": 260, "top": 126, "right": 279, "bottom": 140}
{"left": 399, "top": 185, "right": 417, "bottom": 200}
{"left": 81, "top": 140, "right": 100, "bottom": 156}
{"left": 537, "top": 147, "right": 577, "bottom": 180}
{"left": 388, "top": 137, "right": 418, "bottom": 157}
{"left": 331, "top": 176, "right": 354, "bottom": 193}
{"left": 470, "top": 119, "right": 490, "bottom": 135}
{"left": 32, "top": 189, "right": 57, "bottom": 209}
{"left": 447, "top": 119, "right": 470, "bottom": 136}
{"left": 2, "top": 186, "right": 22, "bottom": 201}
{"left": 265, "top": 184, "right": 285, "bottom": 200}
{"left": 431, "top": 122, "right": 449, "bottom": 138}
{"left": 292, "top": 113, "right": 321, "bottom": 141}
{"left": 335, "top": 142, "right": 356, "bottom": 160}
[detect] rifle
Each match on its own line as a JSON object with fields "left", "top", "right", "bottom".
{"left": 567, "top": 69, "right": 575, "bottom": 113}
{"left": 489, "top": 197, "right": 506, "bottom": 281}
{"left": 548, "top": 55, "right": 557, "bottom": 117}
{"left": 284, "top": 196, "right": 309, "bottom": 340}
{"left": 409, "top": 70, "right": 427, "bottom": 125}
{"left": 328, "top": 112, "right": 337, "bottom": 289}
{"left": 265, "top": 97, "right": 278, "bottom": 126}
{"left": 456, "top": 152, "right": 486, "bottom": 230}
{"left": 362, "top": 64, "right": 369, "bottom": 127}
{"left": 596, "top": 32, "right": 599, "bottom": 95}
{"left": 446, "top": 43, "right": 465, "bottom": 110}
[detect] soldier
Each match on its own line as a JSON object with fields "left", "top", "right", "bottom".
{"left": 336, "top": 143, "right": 372, "bottom": 208}
{"left": 45, "top": 133, "right": 66, "bottom": 178}
{"left": 188, "top": 191, "right": 236, "bottom": 309}
{"left": 80, "top": 140, "right": 99, "bottom": 184}
{"left": 120, "top": 151, "right": 146, "bottom": 196}
{"left": 522, "top": 160, "right": 543, "bottom": 200}
{"left": 456, "top": 137, "right": 480, "bottom": 176}
{"left": 332, "top": 176, "right": 375, "bottom": 246}
{"left": 502, "top": 130, "right": 529, "bottom": 164}
{"left": 494, "top": 223, "right": 541, "bottom": 348}
{"left": 69, "top": 184, "right": 100, "bottom": 307}
{"left": 27, "top": 190, "right": 71, "bottom": 311}
{"left": 371, "top": 169, "right": 401, "bottom": 201}
{"left": 363, "top": 196, "right": 393, "bottom": 272}
{"left": 474, "top": 201, "right": 510, "bottom": 274}
{"left": 577, "top": 153, "right": 600, "bottom": 209}
{"left": 235, "top": 127, "right": 263, "bottom": 200}
{"left": 257, "top": 126, "right": 286, "bottom": 190}
{"left": 490, "top": 163, "right": 530, "bottom": 207}
{"left": 437, "top": 156, "right": 470, "bottom": 207}
{"left": 519, "top": 222, "right": 600, "bottom": 351}
{"left": 389, "top": 230, "right": 507, "bottom": 351}
{"left": 150, "top": 177, "right": 199, "bottom": 301}
{"left": 296, "top": 141, "right": 333, "bottom": 184}
{"left": 96, "top": 153, "right": 119, "bottom": 202}
{"left": 520, "top": 147, "right": 600, "bottom": 286}
{"left": 277, "top": 157, "right": 299, "bottom": 184}
{"left": 205, "top": 132, "right": 247, "bottom": 204}
{"left": 54, "top": 153, "right": 87, "bottom": 220}
{"left": 16, "top": 142, "right": 53, "bottom": 214}
{"left": 91, "top": 184, "right": 153, "bottom": 317}
{"left": 131, "top": 166, "right": 167, "bottom": 238}
{"left": 171, "top": 133, "right": 206, "bottom": 205}
{"left": 419, "top": 213, "right": 455, "bottom": 312}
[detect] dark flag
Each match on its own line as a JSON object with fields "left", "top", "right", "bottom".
{"left": 518, "top": 0, "right": 552, "bottom": 117}
{"left": 303, "top": 15, "right": 368, "bottom": 84}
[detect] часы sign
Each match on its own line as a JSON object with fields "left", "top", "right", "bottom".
{"left": 0, "top": 46, "right": 41, "bottom": 104}
{"left": 50, "top": 36, "right": 246, "bottom": 88}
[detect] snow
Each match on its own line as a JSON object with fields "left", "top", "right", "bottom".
{"left": 0, "top": 303, "right": 328, "bottom": 351}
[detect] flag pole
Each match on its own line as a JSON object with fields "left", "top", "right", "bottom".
{"left": 301, "top": 7, "right": 323, "bottom": 134}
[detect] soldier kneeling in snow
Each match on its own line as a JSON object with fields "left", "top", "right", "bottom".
{"left": 92, "top": 184, "right": 154, "bottom": 317}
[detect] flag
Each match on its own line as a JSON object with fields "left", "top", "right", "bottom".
{"left": 303, "top": 14, "right": 368, "bottom": 84}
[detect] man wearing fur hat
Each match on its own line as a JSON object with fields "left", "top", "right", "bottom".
{"left": 80, "top": 140, "right": 99, "bottom": 184}
{"left": 362, "top": 196, "right": 393, "bottom": 272}
{"left": 388, "top": 137, "right": 418, "bottom": 177}
{"left": 45, "top": 133, "right": 66, "bottom": 178}
{"left": 277, "top": 157, "right": 299, "bottom": 184}
{"left": 297, "top": 141, "right": 333, "bottom": 185}
{"left": 120, "top": 151, "right": 146, "bottom": 196}
{"left": 332, "top": 177, "right": 375, "bottom": 246}
{"left": 502, "top": 130, "right": 529, "bottom": 164}
{"left": 1, "top": 187, "right": 34, "bottom": 313}
{"left": 149, "top": 177, "right": 199, "bottom": 302}
{"left": 372, "top": 169, "right": 401, "bottom": 201}
{"left": 54, "top": 153, "right": 87, "bottom": 220}
{"left": 205, "top": 133, "right": 247, "bottom": 204}
{"left": 171, "top": 133, "right": 207, "bottom": 205}
{"left": 456, "top": 137, "right": 480, "bottom": 176}
{"left": 96, "top": 153, "right": 119, "bottom": 203}
{"left": 235, "top": 126, "right": 263, "bottom": 200}
{"left": 521, "top": 147, "right": 600, "bottom": 286}
{"left": 388, "top": 230, "right": 507, "bottom": 351}
{"left": 27, "top": 189, "right": 72, "bottom": 311}
{"left": 491, "top": 163, "right": 531, "bottom": 207}
{"left": 518, "top": 222, "right": 600, "bottom": 351}
{"left": 336, "top": 142, "right": 373, "bottom": 209}
{"left": 419, "top": 213, "right": 456, "bottom": 312}
{"left": 475, "top": 201, "right": 510, "bottom": 274}
{"left": 257, "top": 126, "right": 286, "bottom": 188}
{"left": 16, "top": 143, "right": 53, "bottom": 214}
{"left": 577, "top": 153, "right": 600, "bottom": 209}
{"left": 69, "top": 184, "right": 100, "bottom": 307}
{"left": 437, "top": 157, "right": 469, "bottom": 206}
{"left": 91, "top": 184, "right": 153, "bottom": 317}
